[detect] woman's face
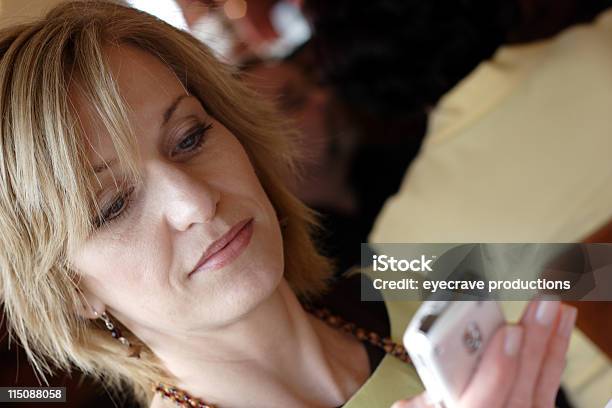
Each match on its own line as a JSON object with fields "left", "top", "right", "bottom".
{"left": 68, "top": 45, "right": 284, "bottom": 336}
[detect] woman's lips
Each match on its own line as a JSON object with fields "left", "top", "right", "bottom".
{"left": 189, "top": 218, "right": 254, "bottom": 277}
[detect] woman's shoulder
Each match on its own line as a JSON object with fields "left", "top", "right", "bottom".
{"left": 319, "top": 270, "right": 425, "bottom": 407}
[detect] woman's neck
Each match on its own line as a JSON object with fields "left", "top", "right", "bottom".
{"left": 148, "top": 279, "right": 370, "bottom": 408}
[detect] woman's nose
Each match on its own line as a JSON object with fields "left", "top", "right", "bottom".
{"left": 151, "top": 162, "right": 220, "bottom": 232}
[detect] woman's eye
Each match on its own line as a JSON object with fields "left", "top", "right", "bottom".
{"left": 105, "top": 196, "right": 126, "bottom": 219}
{"left": 178, "top": 134, "right": 198, "bottom": 150}
{"left": 95, "top": 189, "right": 134, "bottom": 228}
{"left": 100, "top": 194, "right": 129, "bottom": 225}
{"left": 173, "top": 122, "right": 213, "bottom": 156}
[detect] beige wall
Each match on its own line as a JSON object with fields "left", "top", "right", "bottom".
{"left": 0, "top": 0, "right": 126, "bottom": 27}
{"left": 0, "top": 0, "right": 68, "bottom": 26}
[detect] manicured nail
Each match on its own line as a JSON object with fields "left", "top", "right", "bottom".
{"left": 557, "top": 306, "right": 577, "bottom": 338}
{"left": 536, "top": 300, "right": 560, "bottom": 326}
{"left": 505, "top": 326, "right": 523, "bottom": 356}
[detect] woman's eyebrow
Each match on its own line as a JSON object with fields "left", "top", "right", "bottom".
{"left": 162, "top": 94, "right": 192, "bottom": 126}
{"left": 93, "top": 94, "right": 193, "bottom": 173}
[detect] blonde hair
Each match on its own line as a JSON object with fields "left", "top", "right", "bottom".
{"left": 0, "top": 1, "right": 333, "bottom": 405}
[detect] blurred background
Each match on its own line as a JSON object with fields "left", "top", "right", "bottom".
{"left": 1, "top": 0, "right": 611, "bottom": 406}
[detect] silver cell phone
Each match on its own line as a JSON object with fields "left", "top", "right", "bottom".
{"left": 403, "top": 300, "right": 505, "bottom": 408}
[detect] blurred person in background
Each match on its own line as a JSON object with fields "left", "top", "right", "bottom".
{"left": 302, "top": 0, "right": 612, "bottom": 239}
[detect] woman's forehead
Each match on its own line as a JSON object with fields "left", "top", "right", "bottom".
{"left": 70, "top": 44, "right": 189, "bottom": 165}
{"left": 101, "top": 45, "right": 189, "bottom": 116}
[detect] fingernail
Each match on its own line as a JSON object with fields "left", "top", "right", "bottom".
{"left": 504, "top": 326, "right": 523, "bottom": 356}
{"left": 535, "top": 300, "right": 560, "bottom": 326}
{"left": 557, "top": 306, "right": 577, "bottom": 338}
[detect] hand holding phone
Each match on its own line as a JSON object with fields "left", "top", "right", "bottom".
{"left": 402, "top": 300, "right": 505, "bottom": 408}
{"left": 393, "top": 299, "right": 576, "bottom": 408}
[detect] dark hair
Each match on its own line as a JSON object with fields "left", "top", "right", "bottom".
{"left": 303, "top": 0, "right": 519, "bottom": 118}
{"left": 303, "top": 0, "right": 612, "bottom": 119}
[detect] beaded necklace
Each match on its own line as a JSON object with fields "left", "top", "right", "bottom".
{"left": 152, "top": 305, "right": 412, "bottom": 408}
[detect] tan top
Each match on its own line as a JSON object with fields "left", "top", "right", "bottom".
{"left": 342, "top": 298, "right": 424, "bottom": 407}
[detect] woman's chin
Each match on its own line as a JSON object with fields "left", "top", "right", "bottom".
{"left": 188, "top": 261, "right": 283, "bottom": 328}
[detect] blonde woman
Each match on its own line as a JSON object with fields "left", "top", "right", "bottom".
{"left": 0, "top": 2, "right": 576, "bottom": 407}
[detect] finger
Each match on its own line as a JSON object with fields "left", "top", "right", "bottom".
{"left": 519, "top": 299, "right": 537, "bottom": 324}
{"left": 505, "top": 299, "right": 562, "bottom": 408}
{"left": 533, "top": 304, "right": 577, "bottom": 408}
{"left": 391, "top": 392, "right": 435, "bottom": 408}
{"left": 459, "top": 325, "right": 523, "bottom": 408}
